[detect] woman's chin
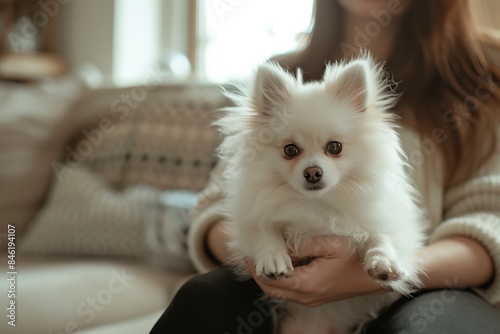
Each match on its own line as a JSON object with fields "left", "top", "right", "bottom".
{"left": 337, "top": 0, "right": 411, "bottom": 20}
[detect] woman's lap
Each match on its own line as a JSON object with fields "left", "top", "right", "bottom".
{"left": 364, "top": 289, "right": 500, "bottom": 334}
{"left": 151, "top": 267, "right": 500, "bottom": 334}
{"left": 150, "top": 267, "right": 274, "bottom": 334}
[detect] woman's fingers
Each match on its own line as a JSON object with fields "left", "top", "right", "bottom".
{"left": 247, "top": 259, "right": 320, "bottom": 292}
{"left": 255, "top": 279, "right": 329, "bottom": 307}
{"left": 246, "top": 259, "right": 307, "bottom": 288}
{"left": 291, "top": 235, "right": 349, "bottom": 258}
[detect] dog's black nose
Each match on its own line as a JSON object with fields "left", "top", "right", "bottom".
{"left": 303, "top": 166, "right": 323, "bottom": 183}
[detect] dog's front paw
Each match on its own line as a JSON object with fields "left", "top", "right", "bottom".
{"left": 363, "top": 251, "right": 422, "bottom": 295}
{"left": 363, "top": 252, "right": 407, "bottom": 282}
{"left": 255, "top": 253, "right": 294, "bottom": 279}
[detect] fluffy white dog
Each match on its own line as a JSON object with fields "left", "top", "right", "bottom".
{"left": 216, "top": 54, "right": 426, "bottom": 334}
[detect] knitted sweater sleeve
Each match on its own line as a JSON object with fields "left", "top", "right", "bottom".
{"left": 187, "top": 161, "right": 229, "bottom": 273}
{"left": 428, "top": 138, "right": 500, "bottom": 306}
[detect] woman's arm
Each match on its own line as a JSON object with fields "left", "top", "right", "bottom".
{"left": 205, "top": 219, "right": 494, "bottom": 307}
{"left": 246, "top": 235, "right": 494, "bottom": 307}
{"left": 187, "top": 162, "right": 230, "bottom": 272}
{"left": 417, "top": 236, "right": 494, "bottom": 289}
{"left": 206, "top": 220, "right": 232, "bottom": 265}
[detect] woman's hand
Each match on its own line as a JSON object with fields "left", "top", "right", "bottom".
{"left": 246, "top": 236, "right": 386, "bottom": 307}
{"left": 247, "top": 235, "right": 495, "bottom": 307}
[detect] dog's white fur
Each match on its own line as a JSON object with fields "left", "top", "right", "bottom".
{"left": 216, "top": 53, "right": 427, "bottom": 334}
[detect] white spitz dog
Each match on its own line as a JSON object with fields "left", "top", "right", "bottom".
{"left": 216, "top": 53, "right": 426, "bottom": 334}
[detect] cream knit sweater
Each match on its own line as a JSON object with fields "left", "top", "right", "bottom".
{"left": 187, "top": 127, "right": 500, "bottom": 308}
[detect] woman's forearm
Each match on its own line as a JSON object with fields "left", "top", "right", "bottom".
{"left": 417, "top": 236, "right": 494, "bottom": 290}
{"left": 206, "top": 221, "right": 494, "bottom": 293}
{"left": 206, "top": 220, "right": 232, "bottom": 265}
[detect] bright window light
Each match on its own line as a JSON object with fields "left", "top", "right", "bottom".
{"left": 198, "top": 0, "right": 314, "bottom": 83}
{"left": 113, "top": 0, "right": 162, "bottom": 86}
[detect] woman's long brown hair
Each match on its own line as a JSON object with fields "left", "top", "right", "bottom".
{"left": 276, "top": 0, "right": 500, "bottom": 186}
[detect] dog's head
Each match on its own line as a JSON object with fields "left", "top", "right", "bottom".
{"left": 222, "top": 54, "right": 399, "bottom": 199}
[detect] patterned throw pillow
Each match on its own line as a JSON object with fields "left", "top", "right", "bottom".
{"left": 19, "top": 84, "right": 232, "bottom": 258}
{"left": 55, "top": 84, "right": 231, "bottom": 191}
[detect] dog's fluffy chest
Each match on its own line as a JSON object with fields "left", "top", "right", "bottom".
{"left": 240, "top": 189, "right": 367, "bottom": 238}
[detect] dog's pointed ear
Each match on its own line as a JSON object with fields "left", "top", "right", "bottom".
{"left": 325, "top": 60, "right": 370, "bottom": 112}
{"left": 253, "top": 62, "right": 295, "bottom": 115}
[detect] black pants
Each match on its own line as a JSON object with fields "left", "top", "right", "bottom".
{"left": 150, "top": 267, "right": 500, "bottom": 334}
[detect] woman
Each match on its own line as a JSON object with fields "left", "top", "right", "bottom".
{"left": 151, "top": 0, "right": 500, "bottom": 333}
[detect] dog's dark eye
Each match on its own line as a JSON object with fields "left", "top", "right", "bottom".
{"left": 326, "top": 141, "right": 342, "bottom": 155}
{"left": 284, "top": 144, "right": 300, "bottom": 158}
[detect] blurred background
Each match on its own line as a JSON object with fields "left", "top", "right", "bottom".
{"left": 0, "top": 0, "right": 317, "bottom": 86}
{"left": 1, "top": 0, "right": 499, "bottom": 86}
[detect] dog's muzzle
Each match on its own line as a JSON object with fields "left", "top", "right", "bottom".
{"left": 303, "top": 166, "right": 325, "bottom": 191}
{"left": 303, "top": 166, "right": 323, "bottom": 184}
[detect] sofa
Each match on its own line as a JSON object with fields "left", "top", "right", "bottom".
{"left": 0, "top": 78, "right": 231, "bottom": 334}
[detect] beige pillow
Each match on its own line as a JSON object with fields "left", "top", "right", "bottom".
{"left": 0, "top": 79, "right": 84, "bottom": 236}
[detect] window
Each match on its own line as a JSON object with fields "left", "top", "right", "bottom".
{"left": 113, "top": 0, "right": 162, "bottom": 85}
{"left": 196, "top": 0, "right": 314, "bottom": 82}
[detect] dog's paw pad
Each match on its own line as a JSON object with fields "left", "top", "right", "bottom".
{"left": 364, "top": 254, "right": 406, "bottom": 283}
{"left": 265, "top": 271, "right": 290, "bottom": 280}
{"left": 368, "top": 269, "right": 401, "bottom": 281}
{"left": 256, "top": 253, "right": 293, "bottom": 279}
{"left": 388, "top": 271, "right": 400, "bottom": 280}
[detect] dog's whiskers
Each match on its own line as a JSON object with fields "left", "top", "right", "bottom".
{"left": 350, "top": 176, "right": 376, "bottom": 199}
{"left": 339, "top": 180, "right": 360, "bottom": 200}
{"left": 345, "top": 178, "right": 369, "bottom": 198}
{"left": 336, "top": 182, "right": 353, "bottom": 200}
{"left": 269, "top": 183, "right": 293, "bottom": 198}
{"left": 352, "top": 171, "right": 384, "bottom": 185}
